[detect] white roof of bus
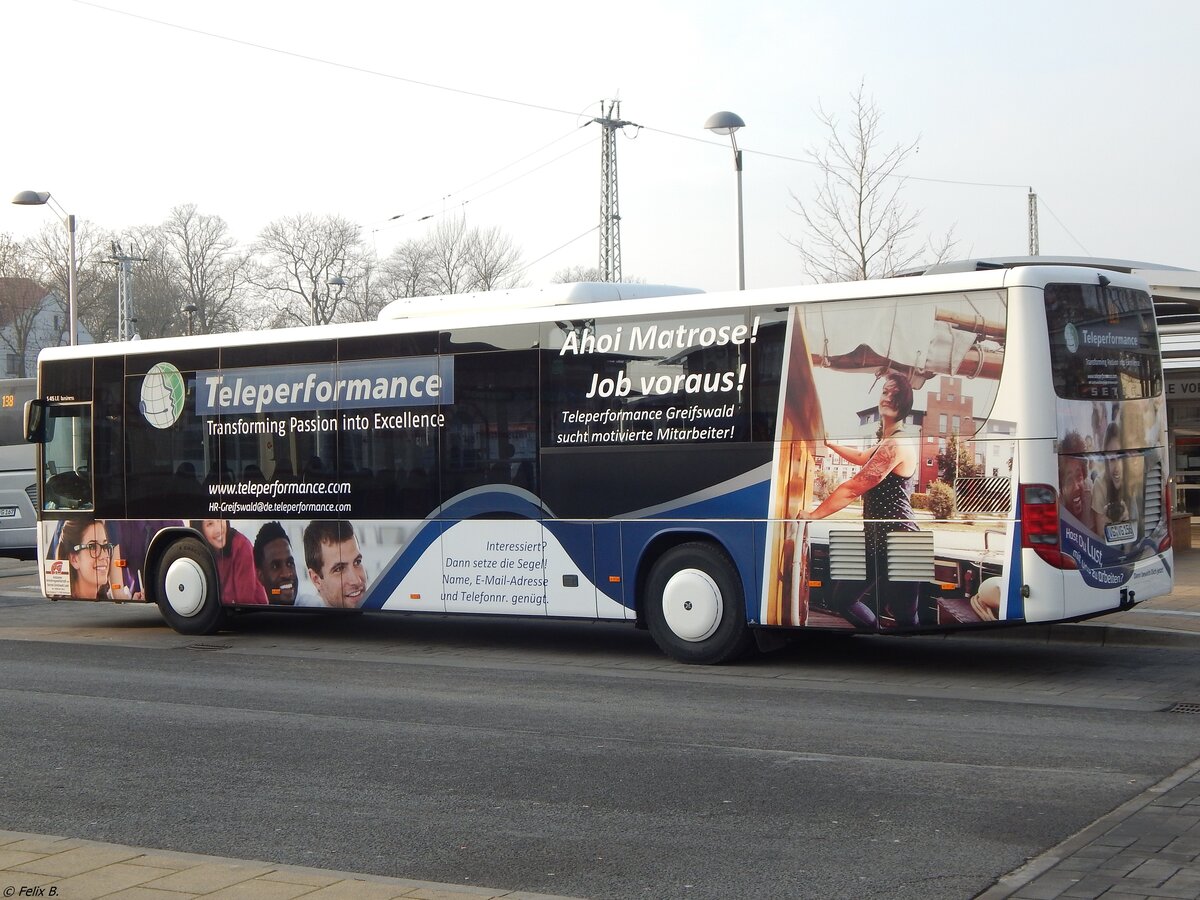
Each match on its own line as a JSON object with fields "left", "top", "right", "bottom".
{"left": 35, "top": 265, "right": 1151, "bottom": 362}
{"left": 377, "top": 281, "right": 703, "bottom": 320}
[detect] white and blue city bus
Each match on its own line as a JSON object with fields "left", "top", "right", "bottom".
{"left": 24, "top": 263, "right": 1172, "bottom": 663}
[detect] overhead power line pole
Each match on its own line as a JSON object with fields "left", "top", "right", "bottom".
{"left": 108, "top": 241, "right": 146, "bottom": 341}
{"left": 593, "top": 100, "right": 635, "bottom": 282}
{"left": 1028, "top": 188, "right": 1040, "bottom": 256}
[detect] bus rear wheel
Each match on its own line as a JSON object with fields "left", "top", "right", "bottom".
{"left": 644, "top": 543, "right": 753, "bottom": 665}
{"left": 154, "top": 537, "right": 225, "bottom": 635}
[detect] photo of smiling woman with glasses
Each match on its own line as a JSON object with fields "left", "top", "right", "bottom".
{"left": 55, "top": 519, "right": 138, "bottom": 600}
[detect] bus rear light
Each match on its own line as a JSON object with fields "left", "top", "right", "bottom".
{"left": 1020, "top": 483, "right": 1077, "bottom": 570}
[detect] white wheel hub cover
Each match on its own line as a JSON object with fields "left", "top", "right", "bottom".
{"left": 163, "top": 557, "right": 208, "bottom": 618}
{"left": 661, "top": 568, "right": 722, "bottom": 642}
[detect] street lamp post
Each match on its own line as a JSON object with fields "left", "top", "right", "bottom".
{"left": 704, "top": 111, "right": 746, "bottom": 291}
{"left": 184, "top": 303, "right": 197, "bottom": 336}
{"left": 11, "top": 190, "right": 78, "bottom": 344}
{"left": 323, "top": 274, "right": 348, "bottom": 327}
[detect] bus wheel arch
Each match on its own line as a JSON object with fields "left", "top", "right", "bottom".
{"left": 639, "top": 538, "right": 754, "bottom": 665}
{"left": 150, "top": 533, "right": 225, "bottom": 635}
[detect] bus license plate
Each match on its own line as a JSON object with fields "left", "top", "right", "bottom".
{"left": 0, "top": 507, "right": 16, "bottom": 518}
{"left": 1104, "top": 521, "right": 1136, "bottom": 544}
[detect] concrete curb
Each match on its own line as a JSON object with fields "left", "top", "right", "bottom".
{"left": 950, "top": 620, "right": 1200, "bottom": 649}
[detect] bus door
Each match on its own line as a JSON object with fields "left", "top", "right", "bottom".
{"left": 32, "top": 401, "right": 94, "bottom": 514}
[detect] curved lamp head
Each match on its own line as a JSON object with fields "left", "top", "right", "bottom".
{"left": 11, "top": 190, "right": 52, "bottom": 206}
{"left": 704, "top": 111, "right": 745, "bottom": 136}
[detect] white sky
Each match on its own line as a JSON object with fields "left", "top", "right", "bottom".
{"left": 3, "top": 0, "right": 1198, "bottom": 293}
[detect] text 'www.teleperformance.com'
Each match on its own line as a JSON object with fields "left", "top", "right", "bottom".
{"left": 206, "top": 480, "right": 353, "bottom": 515}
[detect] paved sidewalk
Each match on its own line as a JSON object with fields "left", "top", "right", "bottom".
{"left": 3, "top": 549, "right": 1200, "bottom": 899}
{"left": 976, "top": 544, "right": 1200, "bottom": 899}
{"left": 0, "top": 831, "right": 578, "bottom": 900}
{"left": 979, "top": 756, "right": 1200, "bottom": 900}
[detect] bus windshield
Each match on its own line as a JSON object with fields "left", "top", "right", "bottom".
{"left": 1045, "top": 283, "right": 1162, "bottom": 401}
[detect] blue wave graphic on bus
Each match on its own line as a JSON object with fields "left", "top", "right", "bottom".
{"left": 361, "top": 488, "right": 577, "bottom": 612}
{"left": 643, "top": 480, "right": 770, "bottom": 520}
{"left": 1060, "top": 517, "right": 1134, "bottom": 588}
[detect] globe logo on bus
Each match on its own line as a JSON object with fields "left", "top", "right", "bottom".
{"left": 1064, "top": 322, "right": 1080, "bottom": 354}
{"left": 140, "top": 362, "right": 186, "bottom": 429}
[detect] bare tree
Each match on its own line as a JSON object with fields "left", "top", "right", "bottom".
{"left": 551, "top": 264, "right": 642, "bottom": 284}
{"left": 467, "top": 225, "right": 523, "bottom": 291}
{"left": 333, "top": 252, "right": 390, "bottom": 323}
{"left": 23, "top": 219, "right": 110, "bottom": 344}
{"left": 252, "top": 213, "right": 363, "bottom": 326}
{"left": 161, "top": 204, "right": 253, "bottom": 334}
{"left": 383, "top": 216, "right": 524, "bottom": 300}
{"left": 0, "top": 260, "right": 47, "bottom": 376}
{"left": 0, "top": 234, "right": 22, "bottom": 274}
{"left": 788, "top": 83, "right": 954, "bottom": 282}
{"left": 552, "top": 265, "right": 603, "bottom": 283}
{"left": 381, "top": 238, "right": 436, "bottom": 302}
{"left": 423, "top": 215, "right": 474, "bottom": 296}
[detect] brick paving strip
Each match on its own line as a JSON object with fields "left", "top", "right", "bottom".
{"left": 978, "top": 754, "right": 1200, "bottom": 899}
{"left": 0, "top": 831, "right": 579, "bottom": 900}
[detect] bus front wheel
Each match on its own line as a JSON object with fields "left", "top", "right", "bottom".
{"left": 154, "top": 537, "right": 224, "bottom": 635}
{"left": 644, "top": 543, "right": 753, "bottom": 665}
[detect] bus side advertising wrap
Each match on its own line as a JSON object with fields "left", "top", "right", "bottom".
{"left": 29, "top": 270, "right": 1176, "bottom": 663}
{"left": 762, "top": 289, "right": 1016, "bottom": 630}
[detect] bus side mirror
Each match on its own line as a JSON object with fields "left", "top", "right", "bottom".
{"left": 25, "top": 399, "right": 46, "bottom": 444}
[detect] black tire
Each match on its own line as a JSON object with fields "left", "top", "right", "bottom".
{"left": 643, "top": 542, "right": 754, "bottom": 665}
{"left": 153, "top": 537, "right": 225, "bottom": 635}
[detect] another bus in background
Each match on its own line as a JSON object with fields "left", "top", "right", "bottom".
{"left": 0, "top": 377, "right": 37, "bottom": 557}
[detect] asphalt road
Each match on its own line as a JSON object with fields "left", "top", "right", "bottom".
{"left": 2, "top": 574, "right": 1200, "bottom": 900}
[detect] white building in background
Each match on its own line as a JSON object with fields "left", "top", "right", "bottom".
{"left": 0, "top": 278, "right": 93, "bottom": 377}
{"left": 1152, "top": 268, "right": 1200, "bottom": 517}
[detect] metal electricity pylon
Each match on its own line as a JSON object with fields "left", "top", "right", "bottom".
{"left": 592, "top": 100, "right": 638, "bottom": 282}
{"left": 108, "top": 241, "right": 146, "bottom": 341}
{"left": 1028, "top": 189, "right": 1040, "bottom": 256}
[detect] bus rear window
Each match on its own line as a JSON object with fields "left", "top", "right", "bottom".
{"left": 1044, "top": 283, "right": 1161, "bottom": 401}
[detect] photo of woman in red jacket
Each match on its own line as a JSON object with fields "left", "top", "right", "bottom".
{"left": 191, "top": 519, "right": 269, "bottom": 605}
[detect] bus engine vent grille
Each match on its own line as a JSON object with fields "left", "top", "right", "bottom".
{"left": 828, "top": 530, "right": 867, "bottom": 580}
{"left": 886, "top": 531, "right": 935, "bottom": 581}
{"left": 24, "top": 483, "right": 37, "bottom": 509}
{"left": 1143, "top": 458, "right": 1164, "bottom": 531}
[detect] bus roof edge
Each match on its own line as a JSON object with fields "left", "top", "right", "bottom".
{"left": 377, "top": 282, "right": 704, "bottom": 320}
